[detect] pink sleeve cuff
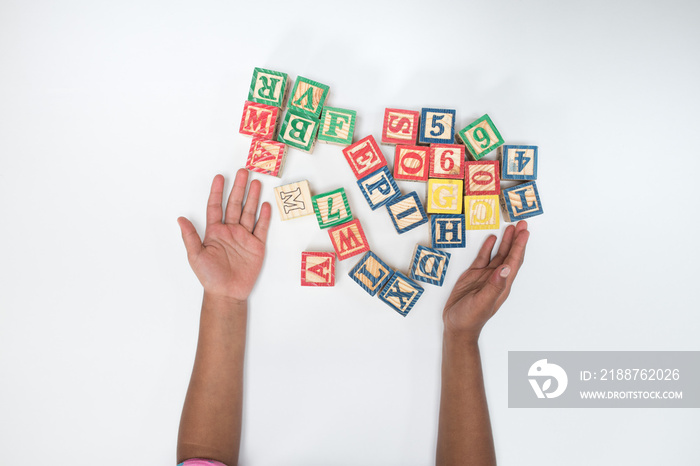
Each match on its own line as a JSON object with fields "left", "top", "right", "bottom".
{"left": 178, "top": 459, "right": 228, "bottom": 466}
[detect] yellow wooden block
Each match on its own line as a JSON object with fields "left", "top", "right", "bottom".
{"left": 427, "top": 179, "right": 463, "bottom": 214}
{"left": 464, "top": 195, "right": 500, "bottom": 230}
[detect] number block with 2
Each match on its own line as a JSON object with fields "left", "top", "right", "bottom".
{"left": 419, "top": 108, "right": 456, "bottom": 145}
{"left": 457, "top": 114, "right": 504, "bottom": 160}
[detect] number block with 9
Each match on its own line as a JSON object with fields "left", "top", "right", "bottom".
{"left": 457, "top": 114, "right": 504, "bottom": 160}
{"left": 429, "top": 144, "right": 465, "bottom": 179}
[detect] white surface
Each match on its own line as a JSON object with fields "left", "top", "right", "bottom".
{"left": 1, "top": 1, "right": 699, "bottom": 465}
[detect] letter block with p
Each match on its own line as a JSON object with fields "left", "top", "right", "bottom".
{"left": 357, "top": 167, "right": 401, "bottom": 210}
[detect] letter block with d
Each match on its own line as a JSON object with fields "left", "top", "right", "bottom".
{"left": 499, "top": 145, "right": 538, "bottom": 181}
{"left": 500, "top": 181, "right": 543, "bottom": 221}
{"left": 239, "top": 101, "right": 280, "bottom": 139}
{"left": 419, "top": 108, "right": 456, "bottom": 145}
{"left": 357, "top": 167, "right": 401, "bottom": 210}
{"left": 312, "top": 188, "right": 353, "bottom": 229}
{"left": 288, "top": 76, "right": 329, "bottom": 118}
{"left": 348, "top": 251, "right": 392, "bottom": 296}
{"left": 248, "top": 67, "right": 290, "bottom": 108}
{"left": 393, "top": 145, "right": 429, "bottom": 181}
{"left": 382, "top": 108, "right": 420, "bottom": 145}
{"left": 301, "top": 252, "right": 335, "bottom": 287}
{"left": 430, "top": 214, "right": 466, "bottom": 248}
{"left": 327, "top": 219, "right": 370, "bottom": 261}
{"left": 273, "top": 180, "right": 314, "bottom": 221}
{"left": 465, "top": 160, "right": 500, "bottom": 195}
{"left": 409, "top": 245, "right": 451, "bottom": 287}
{"left": 378, "top": 271, "right": 424, "bottom": 317}
{"left": 277, "top": 109, "right": 320, "bottom": 153}
{"left": 246, "top": 138, "right": 287, "bottom": 177}
{"left": 342, "top": 135, "right": 387, "bottom": 179}
{"left": 465, "top": 194, "right": 500, "bottom": 230}
{"left": 318, "top": 107, "right": 356, "bottom": 146}
{"left": 457, "top": 114, "right": 504, "bottom": 160}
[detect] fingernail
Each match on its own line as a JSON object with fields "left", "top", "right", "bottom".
{"left": 500, "top": 266, "right": 511, "bottom": 278}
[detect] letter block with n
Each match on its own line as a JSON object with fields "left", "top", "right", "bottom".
{"left": 342, "top": 135, "right": 387, "bottom": 179}
{"left": 382, "top": 108, "right": 420, "bottom": 145}
{"left": 348, "top": 251, "right": 392, "bottom": 297}
{"left": 273, "top": 180, "right": 314, "bottom": 221}
{"left": 248, "top": 67, "right": 290, "bottom": 108}
{"left": 378, "top": 271, "right": 424, "bottom": 317}
{"left": 327, "top": 219, "right": 370, "bottom": 261}
{"left": 430, "top": 214, "right": 466, "bottom": 248}
{"left": 239, "top": 101, "right": 280, "bottom": 139}
{"left": 301, "top": 252, "right": 335, "bottom": 287}
{"left": 409, "top": 245, "right": 451, "bottom": 287}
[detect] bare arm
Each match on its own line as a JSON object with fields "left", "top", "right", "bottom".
{"left": 436, "top": 221, "right": 530, "bottom": 466}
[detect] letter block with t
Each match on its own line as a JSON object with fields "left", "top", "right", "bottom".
{"left": 277, "top": 109, "right": 320, "bottom": 153}
{"left": 328, "top": 219, "right": 370, "bottom": 261}
{"left": 465, "top": 160, "right": 500, "bottom": 195}
{"left": 357, "top": 167, "right": 401, "bottom": 210}
{"left": 248, "top": 67, "right": 290, "bottom": 108}
{"left": 288, "top": 76, "right": 329, "bottom": 118}
{"left": 246, "top": 138, "right": 287, "bottom": 177}
{"left": 456, "top": 114, "right": 505, "bottom": 160}
{"left": 301, "top": 252, "right": 335, "bottom": 287}
{"left": 465, "top": 194, "right": 500, "bottom": 230}
{"left": 378, "top": 271, "right": 424, "bottom": 317}
{"left": 239, "top": 101, "right": 280, "bottom": 139}
{"left": 419, "top": 108, "right": 456, "bottom": 145}
{"left": 348, "top": 251, "right": 392, "bottom": 297}
{"left": 499, "top": 145, "right": 538, "bottom": 181}
{"left": 273, "top": 180, "right": 314, "bottom": 221}
{"left": 393, "top": 145, "right": 429, "bottom": 181}
{"left": 430, "top": 214, "right": 466, "bottom": 248}
{"left": 312, "top": 188, "right": 353, "bottom": 229}
{"left": 429, "top": 144, "right": 465, "bottom": 179}
{"left": 342, "top": 135, "right": 387, "bottom": 179}
{"left": 427, "top": 179, "right": 463, "bottom": 214}
{"left": 318, "top": 107, "right": 356, "bottom": 146}
{"left": 409, "top": 245, "right": 451, "bottom": 287}
{"left": 382, "top": 108, "right": 420, "bottom": 145}
{"left": 500, "top": 181, "right": 543, "bottom": 221}
{"left": 386, "top": 191, "right": 428, "bottom": 234}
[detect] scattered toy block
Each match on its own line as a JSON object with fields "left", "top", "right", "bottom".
{"left": 500, "top": 181, "right": 544, "bottom": 221}
{"left": 427, "top": 179, "right": 463, "bottom": 214}
{"left": 456, "top": 114, "right": 504, "bottom": 160}
{"left": 409, "top": 245, "right": 451, "bottom": 286}
{"left": 378, "top": 271, "right": 424, "bottom": 317}
{"left": 273, "top": 180, "right": 314, "bottom": 221}
{"left": 248, "top": 67, "right": 290, "bottom": 108}
{"left": 318, "top": 107, "right": 356, "bottom": 146}
{"left": 277, "top": 109, "right": 319, "bottom": 153}
{"left": 430, "top": 214, "right": 466, "bottom": 248}
{"left": 464, "top": 194, "right": 500, "bottom": 230}
{"left": 348, "top": 251, "right": 393, "bottom": 296}
{"left": 386, "top": 192, "right": 428, "bottom": 234}
{"left": 419, "top": 108, "right": 456, "bottom": 145}
{"left": 429, "top": 144, "right": 466, "bottom": 179}
{"left": 246, "top": 138, "right": 287, "bottom": 177}
{"left": 465, "top": 160, "right": 500, "bottom": 195}
{"left": 393, "top": 145, "right": 429, "bottom": 181}
{"left": 382, "top": 108, "right": 420, "bottom": 145}
{"left": 356, "top": 166, "right": 401, "bottom": 210}
{"left": 288, "top": 76, "right": 329, "bottom": 118}
{"left": 301, "top": 252, "right": 336, "bottom": 287}
{"left": 312, "top": 188, "right": 353, "bottom": 229}
{"left": 342, "top": 135, "right": 388, "bottom": 179}
{"left": 328, "top": 218, "right": 370, "bottom": 261}
{"left": 239, "top": 101, "right": 280, "bottom": 139}
{"left": 499, "top": 145, "right": 538, "bottom": 180}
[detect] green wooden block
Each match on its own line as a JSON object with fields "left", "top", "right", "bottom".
{"left": 288, "top": 76, "right": 330, "bottom": 118}
{"left": 248, "top": 67, "right": 289, "bottom": 108}
{"left": 456, "top": 114, "right": 504, "bottom": 160}
{"left": 311, "top": 188, "right": 353, "bottom": 229}
{"left": 317, "top": 107, "right": 356, "bottom": 146}
{"left": 277, "top": 109, "right": 319, "bottom": 153}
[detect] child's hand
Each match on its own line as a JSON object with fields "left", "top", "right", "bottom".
{"left": 443, "top": 221, "right": 530, "bottom": 341}
{"left": 177, "top": 169, "right": 271, "bottom": 303}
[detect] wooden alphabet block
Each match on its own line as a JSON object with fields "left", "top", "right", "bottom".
{"left": 357, "top": 166, "right": 401, "bottom": 210}
{"left": 277, "top": 109, "right": 319, "bottom": 153}
{"left": 382, "top": 108, "right": 420, "bottom": 145}
{"left": 378, "top": 271, "right": 424, "bottom": 317}
{"left": 239, "top": 101, "right": 280, "bottom": 139}
{"left": 342, "top": 135, "right": 387, "bottom": 179}
{"left": 273, "top": 180, "right": 314, "bottom": 221}
{"left": 312, "top": 188, "right": 353, "bottom": 229}
{"left": 318, "top": 107, "right": 356, "bottom": 146}
{"left": 328, "top": 218, "right": 370, "bottom": 261}
{"left": 499, "top": 145, "right": 538, "bottom": 180}
{"left": 348, "top": 251, "right": 392, "bottom": 296}
{"left": 288, "top": 76, "right": 329, "bottom": 118}
{"left": 409, "top": 245, "right": 451, "bottom": 286}
{"left": 301, "top": 252, "right": 335, "bottom": 287}
{"left": 464, "top": 195, "right": 500, "bottom": 230}
{"left": 429, "top": 144, "right": 466, "bottom": 179}
{"left": 456, "top": 114, "right": 504, "bottom": 160}
{"left": 246, "top": 138, "right": 287, "bottom": 177}
{"left": 419, "top": 108, "right": 456, "bottom": 145}
{"left": 500, "top": 181, "right": 543, "bottom": 221}
{"left": 464, "top": 160, "right": 500, "bottom": 195}
{"left": 430, "top": 214, "right": 466, "bottom": 248}
{"left": 393, "top": 145, "right": 429, "bottom": 181}
{"left": 427, "top": 179, "right": 463, "bottom": 214}
{"left": 386, "top": 192, "right": 428, "bottom": 234}
{"left": 248, "top": 67, "right": 290, "bottom": 108}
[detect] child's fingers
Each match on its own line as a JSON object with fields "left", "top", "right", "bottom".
{"left": 206, "top": 174, "right": 225, "bottom": 226}
{"left": 253, "top": 202, "right": 271, "bottom": 243}
{"left": 471, "top": 235, "right": 498, "bottom": 269}
{"left": 240, "top": 178, "right": 262, "bottom": 232}
{"left": 177, "top": 216, "right": 203, "bottom": 259}
{"left": 224, "top": 168, "right": 249, "bottom": 225}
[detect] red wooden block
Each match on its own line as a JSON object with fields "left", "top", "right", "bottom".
{"left": 465, "top": 160, "right": 500, "bottom": 195}
{"left": 393, "top": 145, "right": 429, "bottom": 181}
{"left": 301, "top": 252, "right": 336, "bottom": 287}
{"left": 382, "top": 108, "right": 420, "bottom": 145}
{"left": 246, "top": 138, "right": 287, "bottom": 177}
{"left": 341, "top": 135, "right": 388, "bottom": 179}
{"left": 429, "top": 144, "right": 466, "bottom": 179}
{"left": 239, "top": 100, "right": 279, "bottom": 139}
{"left": 327, "top": 219, "right": 370, "bottom": 261}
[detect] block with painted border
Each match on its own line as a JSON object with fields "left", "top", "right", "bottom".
{"left": 239, "top": 101, "right": 280, "bottom": 139}
{"left": 356, "top": 167, "right": 401, "bottom": 211}
{"left": 288, "top": 76, "right": 329, "bottom": 118}
{"left": 246, "top": 138, "right": 287, "bottom": 177}
{"left": 393, "top": 145, "right": 429, "bottom": 181}
{"left": 328, "top": 218, "right": 370, "bottom": 261}
{"left": 382, "top": 108, "right": 420, "bottom": 145}
{"left": 273, "top": 180, "right": 314, "bottom": 221}
{"left": 312, "top": 188, "right": 353, "bottom": 229}
{"left": 456, "top": 114, "right": 504, "bottom": 160}
{"left": 301, "top": 252, "right": 335, "bottom": 287}
{"left": 277, "top": 109, "right": 320, "bottom": 153}
{"left": 430, "top": 214, "right": 466, "bottom": 248}
{"left": 464, "top": 194, "right": 500, "bottom": 230}
{"left": 248, "top": 67, "right": 290, "bottom": 108}
{"left": 409, "top": 245, "right": 451, "bottom": 286}
{"left": 386, "top": 192, "right": 428, "bottom": 234}
{"left": 427, "top": 179, "right": 463, "bottom": 214}
{"left": 342, "top": 135, "right": 387, "bottom": 179}
{"left": 499, "top": 145, "right": 538, "bottom": 180}
{"left": 419, "top": 108, "right": 456, "bottom": 145}
{"left": 348, "top": 251, "right": 392, "bottom": 296}
{"left": 465, "top": 160, "right": 500, "bottom": 195}
{"left": 500, "top": 181, "right": 543, "bottom": 221}
{"left": 429, "top": 144, "right": 465, "bottom": 179}
{"left": 378, "top": 271, "right": 424, "bottom": 317}
{"left": 318, "top": 107, "right": 356, "bottom": 146}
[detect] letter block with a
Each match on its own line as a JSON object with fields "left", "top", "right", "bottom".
{"left": 312, "top": 188, "right": 353, "bottom": 229}
{"left": 427, "top": 179, "right": 463, "bottom": 214}
{"left": 328, "top": 219, "right": 370, "bottom": 261}
{"left": 465, "top": 160, "right": 500, "bottom": 195}
{"left": 429, "top": 144, "right": 465, "bottom": 179}
{"left": 382, "top": 108, "right": 420, "bottom": 145}
{"left": 500, "top": 181, "right": 543, "bottom": 221}
{"left": 357, "top": 167, "right": 401, "bottom": 210}
{"left": 318, "top": 107, "right": 356, "bottom": 146}
{"left": 273, "top": 180, "right": 314, "bottom": 221}
{"left": 301, "top": 252, "right": 335, "bottom": 287}
{"left": 288, "top": 76, "right": 330, "bottom": 118}
{"left": 378, "top": 271, "right": 424, "bottom": 317}
{"left": 456, "top": 114, "right": 505, "bottom": 160}
{"left": 430, "top": 214, "right": 466, "bottom": 248}
{"left": 342, "top": 135, "right": 387, "bottom": 179}
{"left": 239, "top": 101, "right": 280, "bottom": 139}
{"left": 393, "top": 145, "right": 429, "bottom": 181}
{"left": 248, "top": 67, "right": 290, "bottom": 108}
{"left": 419, "top": 108, "right": 456, "bottom": 145}
{"left": 464, "top": 194, "right": 500, "bottom": 230}
{"left": 348, "top": 251, "right": 392, "bottom": 297}
{"left": 246, "top": 138, "right": 287, "bottom": 177}
{"left": 277, "top": 109, "right": 320, "bottom": 153}
{"left": 386, "top": 192, "right": 428, "bottom": 234}
{"left": 409, "top": 245, "right": 451, "bottom": 287}
{"left": 499, "top": 145, "right": 538, "bottom": 181}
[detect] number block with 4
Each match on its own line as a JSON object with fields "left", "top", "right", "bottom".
{"left": 328, "top": 219, "right": 370, "bottom": 261}
{"left": 386, "top": 191, "right": 429, "bottom": 234}
{"left": 301, "top": 252, "right": 335, "bottom": 287}
{"left": 348, "top": 251, "right": 393, "bottom": 297}
{"left": 429, "top": 144, "right": 465, "bottom": 179}
{"left": 430, "top": 214, "right": 466, "bottom": 248}
{"left": 357, "top": 167, "right": 401, "bottom": 210}
{"left": 465, "top": 160, "right": 500, "bottom": 195}
{"left": 342, "top": 135, "right": 387, "bottom": 179}
{"left": 288, "top": 76, "right": 329, "bottom": 118}
{"left": 419, "top": 108, "right": 456, "bottom": 145}
{"left": 427, "top": 179, "right": 463, "bottom": 214}
{"left": 378, "top": 271, "right": 424, "bottom": 317}
{"left": 239, "top": 101, "right": 280, "bottom": 139}
{"left": 500, "top": 181, "right": 543, "bottom": 221}
{"left": 277, "top": 109, "right": 319, "bottom": 153}
{"left": 464, "top": 194, "right": 500, "bottom": 230}
{"left": 273, "top": 180, "right": 314, "bottom": 221}
{"left": 409, "top": 245, "right": 451, "bottom": 287}
{"left": 499, "top": 145, "right": 538, "bottom": 180}
{"left": 382, "top": 108, "right": 420, "bottom": 145}
{"left": 248, "top": 67, "right": 290, "bottom": 108}
{"left": 312, "top": 188, "right": 353, "bottom": 229}
{"left": 457, "top": 114, "right": 504, "bottom": 160}
{"left": 246, "top": 138, "right": 287, "bottom": 177}
{"left": 318, "top": 107, "right": 356, "bottom": 146}
{"left": 393, "top": 145, "right": 429, "bottom": 181}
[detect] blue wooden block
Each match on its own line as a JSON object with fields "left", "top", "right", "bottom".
{"left": 430, "top": 214, "right": 466, "bottom": 248}
{"left": 419, "top": 108, "right": 456, "bottom": 145}
{"left": 500, "top": 181, "right": 544, "bottom": 222}
{"left": 409, "top": 245, "right": 451, "bottom": 286}
{"left": 378, "top": 271, "right": 424, "bottom": 316}
{"left": 356, "top": 166, "right": 401, "bottom": 210}
{"left": 386, "top": 191, "right": 429, "bottom": 234}
{"left": 499, "top": 145, "right": 538, "bottom": 180}
{"left": 348, "top": 251, "right": 393, "bottom": 296}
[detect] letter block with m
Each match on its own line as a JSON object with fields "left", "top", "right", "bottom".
{"left": 382, "top": 108, "right": 420, "bottom": 145}
{"left": 327, "top": 219, "right": 370, "bottom": 261}
{"left": 378, "top": 271, "right": 424, "bottom": 317}
{"left": 239, "top": 101, "right": 280, "bottom": 139}
{"left": 248, "top": 68, "right": 290, "bottom": 108}
{"left": 273, "top": 180, "right": 314, "bottom": 221}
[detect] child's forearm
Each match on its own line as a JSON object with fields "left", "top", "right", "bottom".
{"left": 177, "top": 293, "right": 248, "bottom": 466}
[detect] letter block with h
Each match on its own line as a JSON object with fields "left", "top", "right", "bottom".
{"left": 239, "top": 101, "right": 280, "bottom": 139}
{"left": 382, "top": 108, "right": 420, "bottom": 145}
{"left": 273, "top": 180, "right": 314, "bottom": 221}
{"left": 301, "top": 252, "right": 335, "bottom": 287}
{"left": 430, "top": 214, "right": 466, "bottom": 248}
{"left": 378, "top": 271, "right": 424, "bottom": 317}
{"left": 348, "top": 251, "right": 392, "bottom": 296}
{"left": 318, "top": 107, "right": 356, "bottom": 146}
{"left": 327, "top": 219, "right": 370, "bottom": 261}
{"left": 409, "top": 245, "right": 451, "bottom": 287}
{"left": 500, "top": 181, "right": 543, "bottom": 221}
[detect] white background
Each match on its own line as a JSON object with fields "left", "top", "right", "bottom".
{"left": 1, "top": 1, "right": 699, "bottom": 465}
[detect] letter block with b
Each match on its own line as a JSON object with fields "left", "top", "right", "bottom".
{"left": 378, "top": 271, "right": 424, "bottom": 317}
{"left": 277, "top": 109, "right": 320, "bottom": 153}
{"left": 382, "top": 108, "right": 420, "bottom": 145}
{"left": 273, "top": 180, "right": 314, "bottom": 221}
